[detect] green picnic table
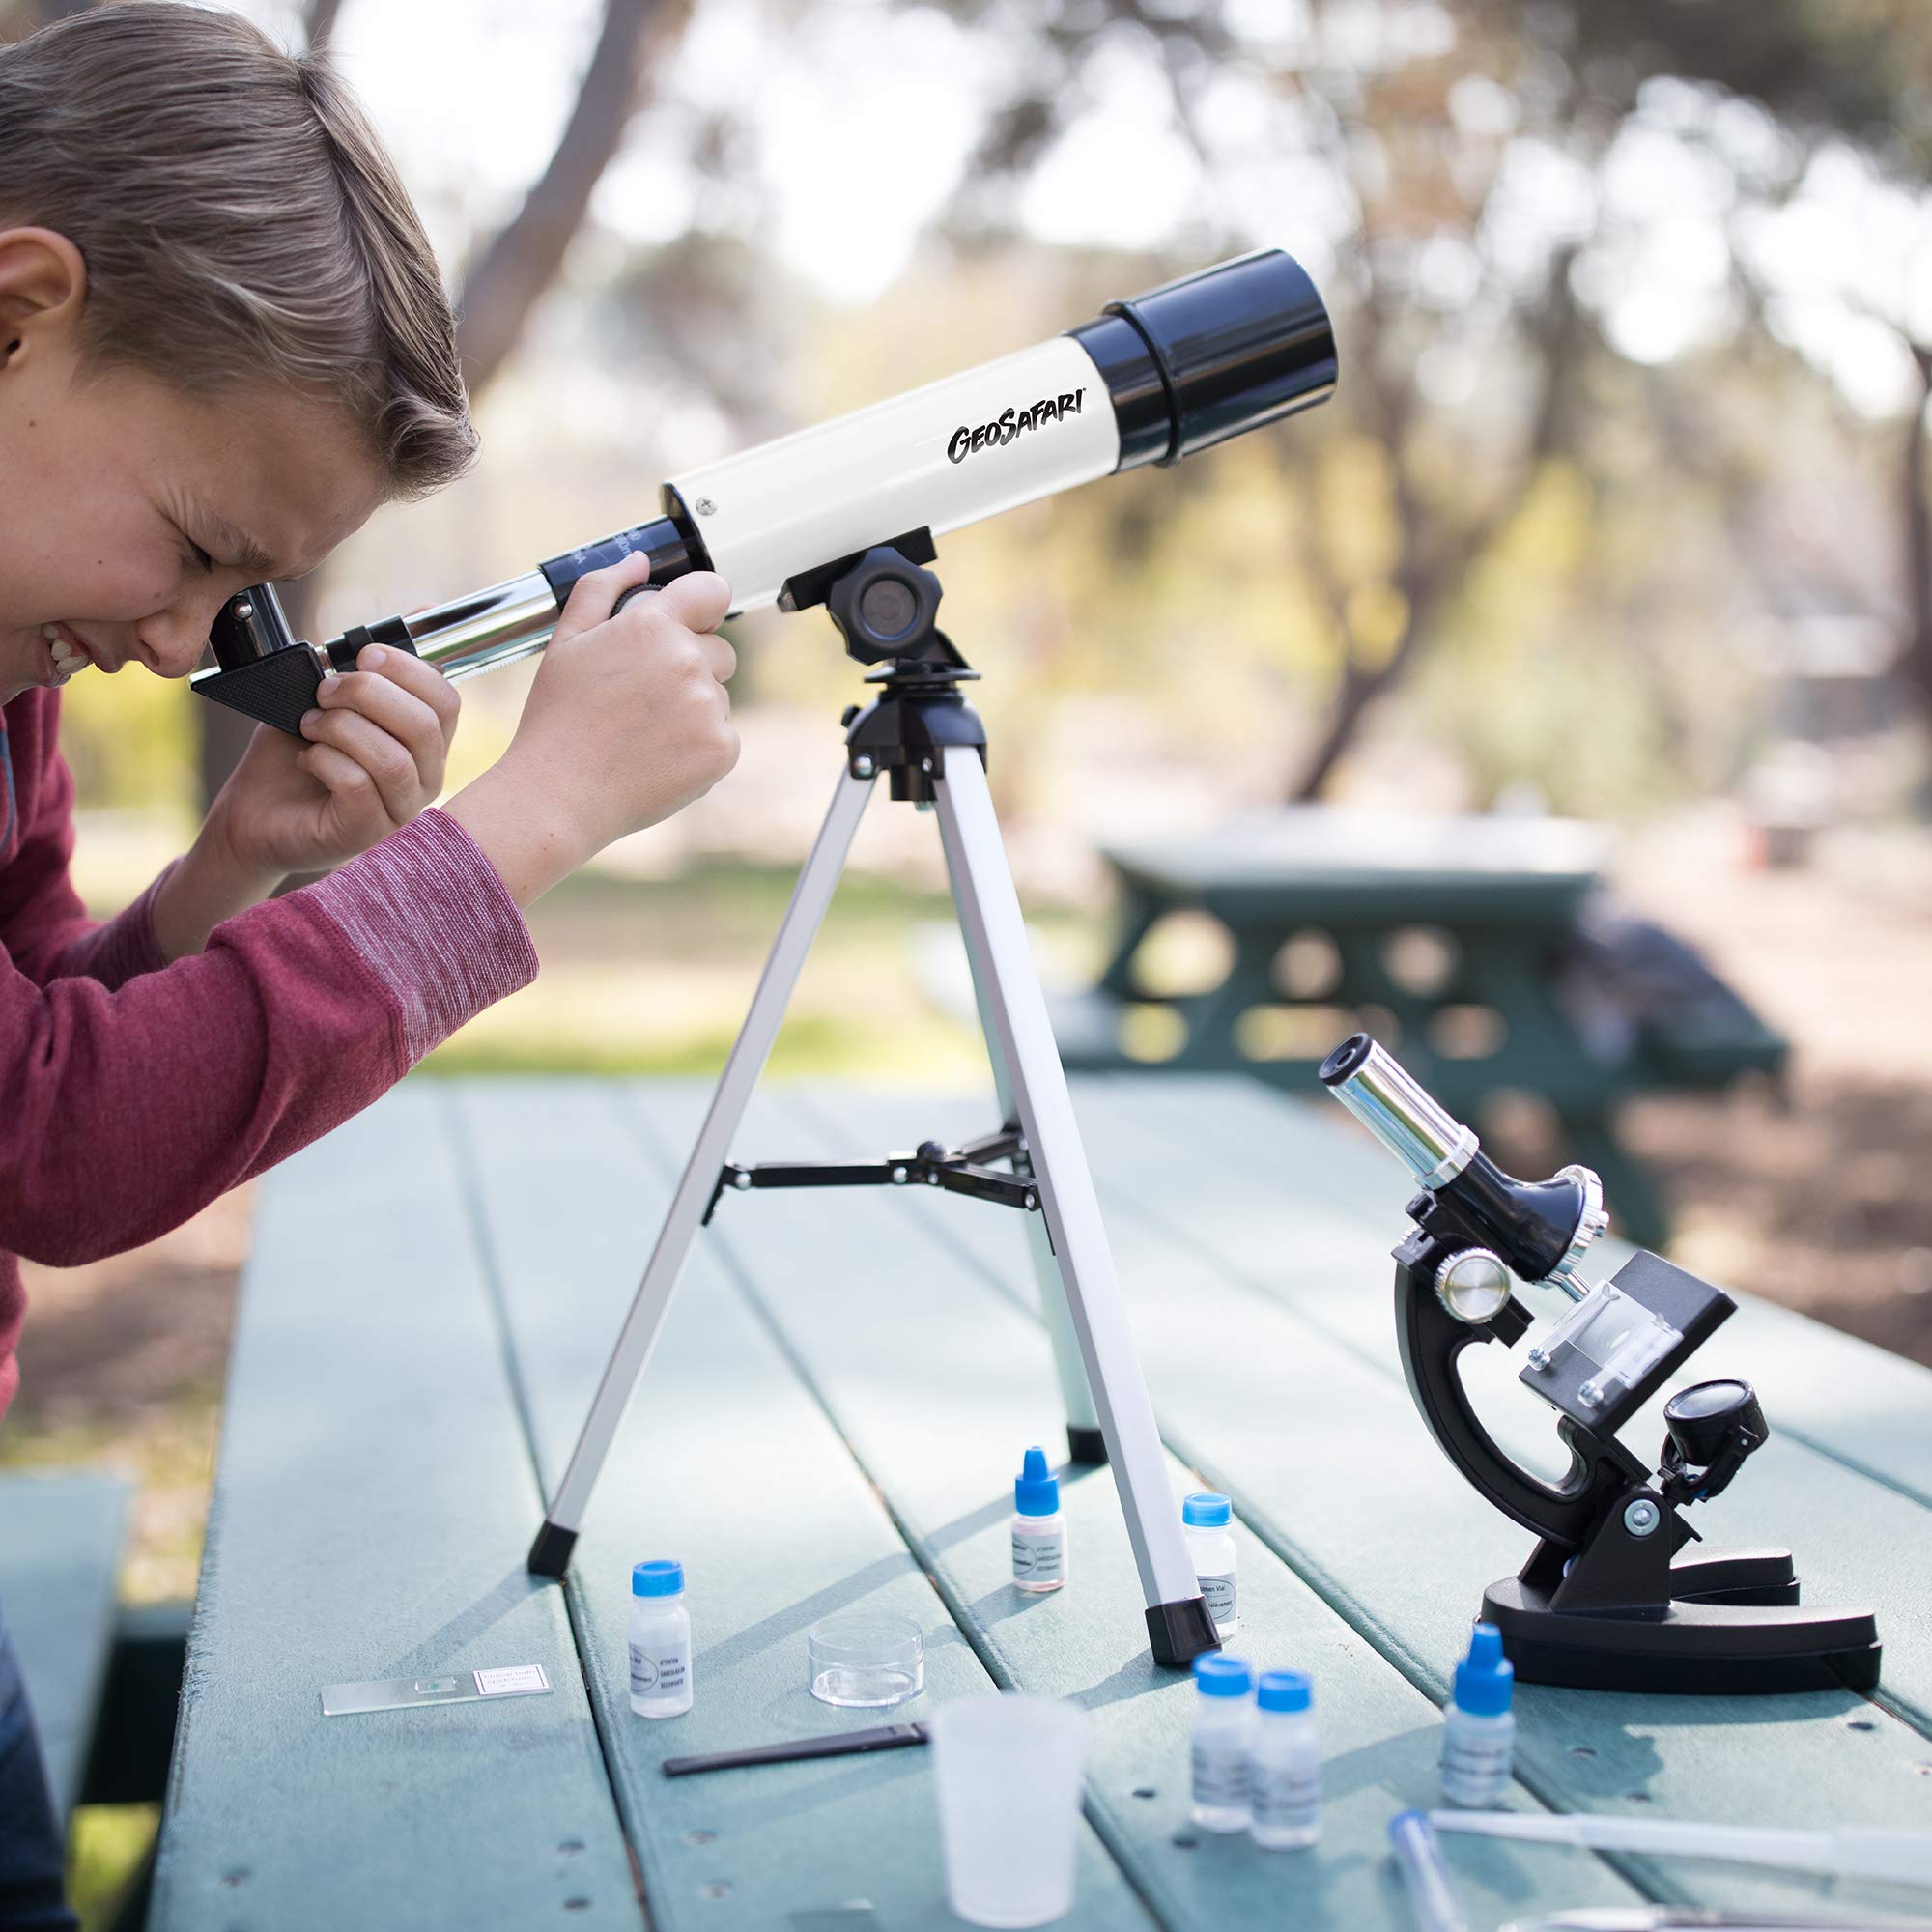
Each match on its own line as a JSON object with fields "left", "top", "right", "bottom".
{"left": 151, "top": 1074, "right": 1932, "bottom": 1929}
{"left": 1050, "top": 809, "right": 1790, "bottom": 1246}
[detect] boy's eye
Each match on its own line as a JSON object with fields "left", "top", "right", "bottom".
{"left": 179, "top": 532, "right": 215, "bottom": 571}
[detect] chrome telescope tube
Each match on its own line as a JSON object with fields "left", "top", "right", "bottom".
{"left": 193, "top": 250, "right": 1335, "bottom": 730}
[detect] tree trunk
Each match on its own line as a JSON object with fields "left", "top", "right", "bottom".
{"left": 1898, "top": 345, "right": 1932, "bottom": 718}
{"left": 453, "top": 0, "right": 679, "bottom": 399}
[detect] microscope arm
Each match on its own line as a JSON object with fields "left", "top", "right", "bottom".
{"left": 1393, "top": 1234, "right": 1669, "bottom": 1553}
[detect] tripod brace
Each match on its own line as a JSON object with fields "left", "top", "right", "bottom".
{"left": 526, "top": 539, "right": 1219, "bottom": 1668}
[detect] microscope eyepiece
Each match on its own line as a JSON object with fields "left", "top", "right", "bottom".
{"left": 1320, "top": 1034, "right": 1606, "bottom": 1294}
{"left": 1319, "top": 1032, "right": 1478, "bottom": 1191}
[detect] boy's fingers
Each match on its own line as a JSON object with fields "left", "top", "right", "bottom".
{"left": 700, "top": 631, "right": 736, "bottom": 683}
{"left": 553, "top": 550, "right": 654, "bottom": 648}
{"left": 300, "top": 707, "right": 423, "bottom": 826}
{"left": 296, "top": 740, "right": 386, "bottom": 821}
{"left": 313, "top": 672, "right": 447, "bottom": 790}
{"left": 353, "top": 644, "right": 460, "bottom": 742}
{"left": 647, "top": 570, "right": 731, "bottom": 636}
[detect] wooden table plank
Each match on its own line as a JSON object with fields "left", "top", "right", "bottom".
{"left": 824, "top": 1080, "right": 1932, "bottom": 1924}
{"left": 448, "top": 1080, "right": 1154, "bottom": 1932}
{"left": 151, "top": 1085, "right": 639, "bottom": 1932}
{"left": 625, "top": 1082, "right": 1648, "bottom": 1932}
{"left": 0, "top": 1471, "right": 128, "bottom": 1817}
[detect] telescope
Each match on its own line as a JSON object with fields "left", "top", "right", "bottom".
{"left": 202, "top": 250, "right": 1337, "bottom": 1672}
{"left": 1320, "top": 1032, "right": 1881, "bottom": 1694}
{"left": 191, "top": 248, "right": 1336, "bottom": 732}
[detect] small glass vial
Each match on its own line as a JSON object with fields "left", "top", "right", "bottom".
{"left": 629, "top": 1558, "right": 693, "bottom": 1719}
{"left": 1441, "top": 1622, "right": 1515, "bottom": 1806}
{"left": 1010, "top": 1446, "right": 1066, "bottom": 1593}
{"left": 1189, "top": 1653, "right": 1255, "bottom": 1833}
{"left": 1249, "top": 1670, "right": 1321, "bottom": 1848}
{"left": 1182, "top": 1492, "right": 1237, "bottom": 1635}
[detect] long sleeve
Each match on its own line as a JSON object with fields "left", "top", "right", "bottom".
{"left": 0, "top": 691, "right": 539, "bottom": 1422}
{"left": 0, "top": 808, "right": 537, "bottom": 1269}
{"left": 0, "top": 696, "right": 168, "bottom": 990}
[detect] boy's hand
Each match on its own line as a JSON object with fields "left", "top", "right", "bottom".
{"left": 443, "top": 552, "right": 739, "bottom": 908}
{"left": 207, "top": 645, "right": 461, "bottom": 880}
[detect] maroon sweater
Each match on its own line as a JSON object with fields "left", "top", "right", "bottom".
{"left": 0, "top": 688, "right": 539, "bottom": 1422}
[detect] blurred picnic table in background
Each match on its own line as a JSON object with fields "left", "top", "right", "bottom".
{"left": 1041, "top": 810, "right": 1788, "bottom": 1246}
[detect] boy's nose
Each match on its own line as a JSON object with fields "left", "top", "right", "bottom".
{"left": 134, "top": 606, "right": 224, "bottom": 679}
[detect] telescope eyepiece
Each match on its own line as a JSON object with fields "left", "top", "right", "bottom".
{"left": 209, "top": 582, "right": 296, "bottom": 670}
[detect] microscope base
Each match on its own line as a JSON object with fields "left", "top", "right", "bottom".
{"left": 1481, "top": 1560, "right": 1883, "bottom": 1694}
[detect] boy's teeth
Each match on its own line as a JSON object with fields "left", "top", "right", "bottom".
{"left": 43, "top": 627, "right": 88, "bottom": 679}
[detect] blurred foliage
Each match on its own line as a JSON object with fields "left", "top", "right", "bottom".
{"left": 25, "top": 0, "right": 1932, "bottom": 828}
{"left": 57, "top": 667, "right": 195, "bottom": 818}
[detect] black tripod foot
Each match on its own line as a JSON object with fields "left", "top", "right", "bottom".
{"left": 1066, "top": 1425, "right": 1107, "bottom": 1466}
{"left": 1147, "top": 1596, "right": 1222, "bottom": 1669}
{"left": 1483, "top": 1575, "right": 1882, "bottom": 1693}
{"left": 526, "top": 1520, "right": 579, "bottom": 1579}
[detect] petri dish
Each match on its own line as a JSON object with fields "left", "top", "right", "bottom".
{"left": 808, "top": 1612, "right": 925, "bottom": 1709}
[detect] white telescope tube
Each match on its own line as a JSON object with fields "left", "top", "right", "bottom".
{"left": 194, "top": 249, "right": 1335, "bottom": 728}
{"left": 669, "top": 334, "right": 1119, "bottom": 615}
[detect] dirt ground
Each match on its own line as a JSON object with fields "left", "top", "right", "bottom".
{"left": 8, "top": 807, "right": 1930, "bottom": 1603}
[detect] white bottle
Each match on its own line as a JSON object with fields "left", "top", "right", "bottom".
{"left": 1010, "top": 1445, "right": 1066, "bottom": 1593}
{"left": 1441, "top": 1622, "right": 1515, "bottom": 1807}
{"left": 1182, "top": 1492, "right": 1237, "bottom": 1635}
{"left": 1189, "top": 1653, "right": 1255, "bottom": 1832}
{"left": 628, "top": 1558, "right": 693, "bottom": 1719}
{"left": 1249, "top": 1670, "right": 1321, "bottom": 1848}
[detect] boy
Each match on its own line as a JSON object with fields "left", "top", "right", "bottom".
{"left": 0, "top": 7, "right": 738, "bottom": 1920}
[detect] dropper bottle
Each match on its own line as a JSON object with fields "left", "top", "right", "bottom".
{"left": 1441, "top": 1622, "right": 1515, "bottom": 1807}
{"left": 1010, "top": 1446, "right": 1066, "bottom": 1593}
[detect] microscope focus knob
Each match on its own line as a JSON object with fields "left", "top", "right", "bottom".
{"left": 1435, "top": 1247, "right": 1515, "bottom": 1325}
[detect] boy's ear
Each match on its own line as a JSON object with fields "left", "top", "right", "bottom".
{"left": 0, "top": 228, "right": 87, "bottom": 371}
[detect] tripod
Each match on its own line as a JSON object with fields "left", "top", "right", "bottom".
{"left": 526, "top": 538, "right": 1221, "bottom": 1668}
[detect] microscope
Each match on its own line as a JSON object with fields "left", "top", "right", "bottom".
{"left": 1321, "top": 1033, "right": 1880, "bottom": 1693}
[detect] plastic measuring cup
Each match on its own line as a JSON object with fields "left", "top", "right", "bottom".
{"left": 929, "top": 1693, "right": 1091, "bottom": 1927}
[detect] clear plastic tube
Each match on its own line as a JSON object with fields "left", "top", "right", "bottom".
{"left": 1390, "top": 1809, "right": 1469, "bottom": 1932}
{"left": 1428, "top": 1808, "right": 1932, "bottom": 1889}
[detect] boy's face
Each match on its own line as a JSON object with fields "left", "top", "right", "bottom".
{"left": 0, "top": 236, "right": 389, "bottom": 706}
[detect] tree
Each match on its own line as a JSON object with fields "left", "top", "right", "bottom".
{"left": 927, "top": 0, "right": 1932, "bottom": 796}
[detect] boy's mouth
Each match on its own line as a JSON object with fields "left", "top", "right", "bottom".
{"left": 40, "top": 622, "right": 102, "bottom": 685}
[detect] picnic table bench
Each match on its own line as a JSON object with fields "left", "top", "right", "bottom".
{"left": 1046, "top": 809, "right": 1789, "bottom": 1246}
{"left": 0, "top": 1470, "right": 187, "bottom": 1932}
{"left": 152, "top": 1073, "right": 1932, "bottom": 1929}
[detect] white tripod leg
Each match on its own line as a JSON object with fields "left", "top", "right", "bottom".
{"left": 931, "top": 752, "right": 1216, "bottom": 1664}
{"left": 939, "top": 838, "right": 1104, "bottom": 1462}
{"left": 528, "top": 769, "right": 875, "bottom": 1576}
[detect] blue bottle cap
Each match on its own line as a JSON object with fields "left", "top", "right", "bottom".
{"left": 1453, "top": 1621, "right": 1514, "bottom": 1717}
{"left": 1192, "top": 1653, "right": 1253, "bottom": 1698}
{"left": 1014, "top": 1446, "right": 1060, "bottom": 1517}
{"left": 1257, "top": 1669, "right": 1312, "bottom": 1713}
{"left": 1182, "top": 1492, "right": 1231, "bottom": 1528}
{"left": 633, "top": 1558, "right": 685, "bottom": 1598}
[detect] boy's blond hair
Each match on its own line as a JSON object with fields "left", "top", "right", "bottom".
{"left": 0, "top": 1, "right": 475, "bottom": 497}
